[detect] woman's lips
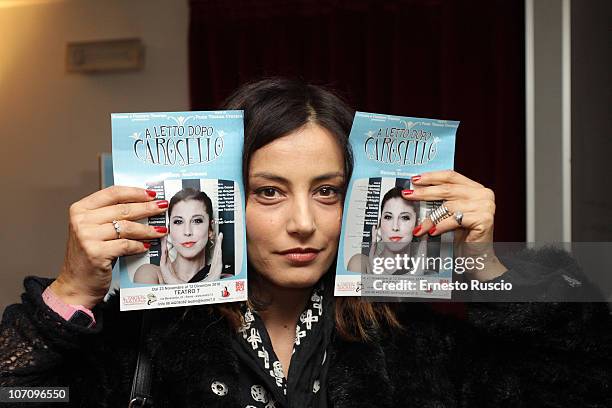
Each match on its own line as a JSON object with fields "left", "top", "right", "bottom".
{"left": 277, "top": 248, "right": 321, "bottom": 265}
{"left": 389, "top": 236, "right": 403, "bottom": 242}
{"left": 283, "top": 252, "right": 319, "bottom": 264}
{"left": 181, "top": 241, "right": 197, "bottom": 248}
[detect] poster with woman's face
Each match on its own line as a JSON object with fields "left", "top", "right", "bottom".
{"left": 112, "top": 110, "right": 247, "bottom": 310}
{"left": 343, "top": 177, "right": 453, "bottom": 275}
{"left": 123, "top": 178, "right": 241, "bottom": 285}
{"left": 335, "top": 112, "right": 458, "bottom": 299}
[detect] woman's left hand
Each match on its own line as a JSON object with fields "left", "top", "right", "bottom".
{"left": 403, "top": 170, "right": 507, "bottom": 281}
{"left": 404, "top": 170, "right": 495, "bottom": 243}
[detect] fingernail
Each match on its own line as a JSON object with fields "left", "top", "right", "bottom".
{"left": 156, "top": 200, "right": 169, "bottom": 209}
{"left": 154, "top": 226, "right": 168, "bottom": 233}
{"left": 146, "top": 189, "right": 157, "bottom": 198}
{"left": 143, "top": 242, "right": 151, "bottom": 249}
{"left": 411, "top": 175, "right": 421, "bottom": 183}
{"left": 402, "top": 189, "right": 414, "bottom": 196}
{"left": 412, "top": 225, "right": 422, "bottom": 235}
{"left": 428, "top": 226, "right": 437, "bottom": 235}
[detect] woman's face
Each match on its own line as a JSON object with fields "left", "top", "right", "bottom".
{"left": 379, "top": 197, "right": 417, "bottom": 252}
{"left": 169, "top": 199, "right": 211, "bottom": 259}
{"left": 246, "top": 123, "right": 345, "bottom": 289}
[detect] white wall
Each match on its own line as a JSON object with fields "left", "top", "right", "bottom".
{"left": 0, "top": 0, "right": 189, "bottom": 311}
{"left": 526, "top": 0, "right": 568, "bottom": 242}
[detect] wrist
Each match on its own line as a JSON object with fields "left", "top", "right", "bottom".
{"left": 43, "top": 285, "right": 96, "bottom": 328}
{"left": 49, "top": 279, "right": 101, "bottom": 310}
{"left": 470, "top": 255, "right": 508, "bottom": 282}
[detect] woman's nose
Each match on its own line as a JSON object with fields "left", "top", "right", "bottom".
{"left": 184, "top": 223, "right": 193, "bottom": 236}
{"left": 286, "top": 197, "right": 316, "bottom": 237}
{"left": 392, "top": 218, "right": 400, "bottom": 231}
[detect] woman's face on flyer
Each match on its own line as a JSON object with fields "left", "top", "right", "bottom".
{"left": 379, "top": 197, "right": 417, "bottom": 252}
{"left": 246, "top": 123, "right": 345, "bottom": 289}
{"left": 169, "top": 199, "right": 210, "bottom": 259}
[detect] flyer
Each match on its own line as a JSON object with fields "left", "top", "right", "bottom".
{"left": 335, "top": 112, "right": 459, "bottom": 299}
{"left": 112, "top": 111, "right": 247, "bottom": 310}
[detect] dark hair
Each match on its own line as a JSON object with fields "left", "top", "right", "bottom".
{"left": 214, "top": 77, "right": 400, "bottom": 342}
{"left": 222, "top": 77, "right": 354, "bottom": 193}
{"left": 379, "top": 186, "right": 420, "bottom": 226}
{"left": 168, "top": 188, "right": 215, "bottom": 258}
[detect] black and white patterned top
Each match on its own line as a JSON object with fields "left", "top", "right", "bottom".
{"left": 230, "top": 279, "right": 333, "bottom": 408}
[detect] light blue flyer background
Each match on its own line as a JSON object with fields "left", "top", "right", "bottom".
{"left": 337, "top": 112, "right": 459, "bottom": 277}
{"left": 112, "top": 111, "right": 244, "bottom": 185}
{"left": 350, "top": 112, "right": 458, "bottom": 178}
{"left": 111, "top": 110, "right": 246, "bottom": 289}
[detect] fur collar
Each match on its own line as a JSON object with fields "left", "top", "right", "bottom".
{"left": 148, "top": 305, "right": 396, "bottom": 407}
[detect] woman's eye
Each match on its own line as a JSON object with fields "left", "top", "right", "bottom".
{"left": 193, "top": 218, "right": 204, "bottom": 224}
{"left": 254, "top": 187, "right": 282, "bottom": 200}
{"left": 315, "top": 186, "right": 340, "bottom": 199}
{"left": 383, "top": 215, "right": 392, "bottom": 220}
{"left": 402, "top": 215, "right": 411, "bottom": 221}
{"left": 173, "top": 219, "right": 183, "bottom": 225}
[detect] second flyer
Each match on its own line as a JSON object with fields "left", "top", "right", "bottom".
{"left": 335, "top": 112, "right": 459, "bottom": 299}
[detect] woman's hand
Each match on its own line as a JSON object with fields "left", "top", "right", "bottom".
{"left": 50, "top": 186, "right": 168, "bottom": 308}
{"left": 403, "top": 170, "right": 506, "bottom": 280}
{"left": 405, "top": 170, "right": 495, "bottom": 243}
{"left": 158, "top": 235, "right": 186, "bottom": 285}
{"left": 367, "top": 225, "right": 380, "bottom": 274}
{"left": 204, "top": 232, "right": 224, "bottom": 281}
{"left": 365, "top": 225, "right": 406, "bottom": 274}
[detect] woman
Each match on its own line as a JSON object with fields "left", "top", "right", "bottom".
{"left": 133, "top": 188, "right": 224, "bottom": 284}
{"left": 1, "top": 78, "right": 610, "bottom": 407}
{"left": 347, "top": 186, "right": 424, "bottom": 275}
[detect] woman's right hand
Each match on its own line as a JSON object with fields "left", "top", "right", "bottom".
{"left": 50, "top": 186, "right": 168, "bottom": 309}
{"left": 367, "top": 225, "right": 380, "bottom": 274}
{"left": 205, "top": 232, "right": 224, "bottom": 281}
{"left": 158, "top": 236, "right": 185, "bottom": 285}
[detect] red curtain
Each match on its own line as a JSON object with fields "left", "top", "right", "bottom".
{"left": 189, "top": 0, "right": 525, "bottom": 241}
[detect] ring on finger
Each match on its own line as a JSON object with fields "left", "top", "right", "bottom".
{"left": 112, "top": 219, "right": 122, "bottom": 239}
{"left": 454, "top": 211, "right": 464, "bottom": 226}
{"left": 429, "top": 203, "right": 452, "bottom": 225}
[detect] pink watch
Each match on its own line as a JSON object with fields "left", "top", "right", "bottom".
{"left": 42, "top": 286, "right": 96, "bottom": 328}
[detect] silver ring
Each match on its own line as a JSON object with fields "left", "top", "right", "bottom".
{"left": 454, "top": 211, "right": 464, "bottom": 226}
{"left": 112, "top": 219, "right": 121, "bottom": 239}
{"left": 429, "top": 203, "right": 452, "bottom": 225}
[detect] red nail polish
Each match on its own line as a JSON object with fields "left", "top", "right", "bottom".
{"left": 402, "top": 189, "right": 414, "bottom": 196}
{"left": 154, "top": 226, "right": 168, "bottom": 233}
{"left": 428, "top": 226, "right": 437, "bottom": 235}
{"left": 413, "top": 225, "right": 422, "bottom": 235}
{"left": 143, "top": 242, "right": 151, "bottom": 249}
{"left": 411, "top": 175, "right": 422, "bottom": 183}
{"left": 146, "top": 189, "right": 157, "bottom": 198}
{"left": 156, "top": 200, "right": 169, "bottom": 209}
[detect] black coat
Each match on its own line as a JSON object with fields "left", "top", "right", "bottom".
{"left": 1, "top": 248, "right": 611, "bottom": 407}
